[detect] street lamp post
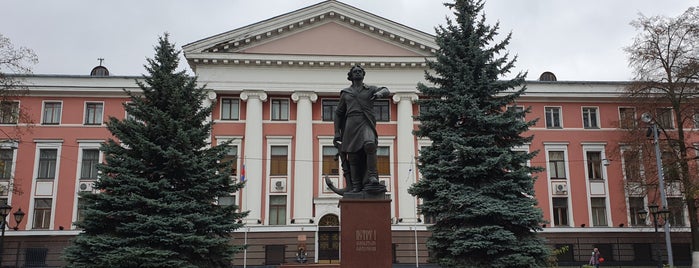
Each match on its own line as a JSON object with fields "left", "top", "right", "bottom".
{"left": 640, "top": 112, "right": 674, "bottom": 267}
{"left": 0, "top": 203, "right": 25, "bottom": 266}
{"left": 638, "top": 204, "right": 671, "bottom": 268}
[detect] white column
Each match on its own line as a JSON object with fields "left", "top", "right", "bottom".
{"left": 291, "top": 91, "right": 318, "bottom": 224}
{"left": 393, "top": 92, "right": 419, "bottom": 223}
{"left": 241, "top": 90, "right": 267, "bottom": 224}
{"left": 203, "top": 91, "right": 217, "bottom": 145}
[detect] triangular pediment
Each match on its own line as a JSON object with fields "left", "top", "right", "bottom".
{"left": 238, "top": 22, "right": 422, "bottom": 57}
{"left": 183, "top": 0, "right": 437, "bottom": 68}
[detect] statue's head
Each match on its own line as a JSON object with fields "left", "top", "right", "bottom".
{"left": 347, "top": 65, "right": 365, "bottom": 81}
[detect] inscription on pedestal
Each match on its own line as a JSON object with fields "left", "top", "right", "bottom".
{"left": 355, "top": 229, "right": 377, "bottom": 252}
{"left": 340, "top": 199, "right": 392, "bottom": 268}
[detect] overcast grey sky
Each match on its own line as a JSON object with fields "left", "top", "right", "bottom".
{"left": 1, "top": 0, "right": 696, "bottom": 81}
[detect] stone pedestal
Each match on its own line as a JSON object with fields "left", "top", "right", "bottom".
{"left": 339, "top": 198, "right": 392, "bottom": 268}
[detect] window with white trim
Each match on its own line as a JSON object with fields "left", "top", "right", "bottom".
{"left": 269, "top": 195, "right": 287, "bottom": 225}
{"left": 545, "top": 107, "right": 562, "bottom": 128}
{"left": 0, "top": 101, "right": 19, "bottom": 124}
{"left": 37, "top": 149, "right": 58, "bottom": 180}
{"left": 33, "top": 198, "right": 52, "bottom": 229}
{"left": 552, "top": 197, "right": 569, "bottom": 226}
{"left": 591, "top": 197, "right": 608, "bottom": 226}
{"left": 271, "top": 99, "right": 289, "bottom": 121}
{"left": 656, "top": 108, "right": 673, "bottom": 129}
{"left": 582, "top": 107, "right": 599, "bottom": 129}
{"left": 80, "top": 149, "right": 100, "bottom": 180}
{"left": 619, "top": 107, "right": 636, "bottom": 129}
{"left": 270, "top": 146, "right": 288, "bottom": 176}
{"left": 548, "top": 151, "right": 567, "bottom": 180}
{"left": 221, "top": 98, "right": 240, "bottom": 120}
{"left": 42, "top": 102, "right": 62, "bottom": 125}
{"left": 84, "top": 102, "right": 104, "bottom": 125}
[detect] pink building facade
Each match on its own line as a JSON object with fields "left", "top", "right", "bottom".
{"left": 0, "top": 1, "right": 694, "bottom": 267}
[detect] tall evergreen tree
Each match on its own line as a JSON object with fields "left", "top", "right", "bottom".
{"left": 64, "top": 35, "right": 247, "bottom": 268}
{"left": 408, "top": 1, "right": 549, "bottom": 267}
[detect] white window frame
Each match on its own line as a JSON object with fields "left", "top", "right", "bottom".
{"left": 583, "top": 142, "right": 611, "bottom": 227}
{"left": 618, "top": 107, "right": 636, "bottom": 129}
{"left": 41, "top": 100, "right": 62, "bottom": 125}
{"left": 72, "top": 140, "right": 103, "bottom": 228}
{"left": 544, "top": 142, "right": 572, "bottom": 227}
{"left": 30, "top": 140, "right": 62, "bottom": 230}
{"left": 265, "top": 136, "right": 292, "bottom": 225}
{"left": 0, "top": 101, "right": 19, "bottom": 125}
{"left": 270, "top": 98, "right": 289, "bottom": 121}
{"left": 656, "top": 107, "right": 674, "bottom": 129}
{"left": 544, "top": 106, "right": 562, "bottom": 129}
{"left": 581, "top": 106, "right": 599, "bottom": 129}
{"left": 84, "top": 101, "right": 104, "bottom": 125}
{"left": 318, "top": 137, "right": 341, "bottom": 196}
{"left": 220, "top": 97, "right": 240, "bottom": 121}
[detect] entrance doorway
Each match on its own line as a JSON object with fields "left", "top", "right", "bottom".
{"left": 317, "top": 214, "right": 340, "bottom": 263}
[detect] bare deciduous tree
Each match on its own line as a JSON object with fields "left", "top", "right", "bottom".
{"left": 623, "top": 6, "right": 699, "bottom": 266}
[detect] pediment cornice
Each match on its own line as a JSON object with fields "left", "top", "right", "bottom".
{"left": 183, "top": 1, "right": 437, "bottom": 69}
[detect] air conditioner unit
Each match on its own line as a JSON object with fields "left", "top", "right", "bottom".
{"left": 552, "top": 182, "right": 568, "bottom": 195}
{"left": 270, "top": 178, "right": 286, "bottom": 193}
{"left": 79, "top": 181, "right": 95, "bottom": 192}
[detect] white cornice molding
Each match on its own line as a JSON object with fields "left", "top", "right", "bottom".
{"left": 187, "top": 53, "right": 432, "bottom": 69}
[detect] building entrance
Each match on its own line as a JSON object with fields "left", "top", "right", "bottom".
{"left": 317, "top": 214, "right": 339, "bottom": 263}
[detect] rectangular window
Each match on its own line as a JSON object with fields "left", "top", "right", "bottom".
{"left": 33, "top": 198, "right": 52, "bottom": 229}
{"left": 76, "top": 198, "right": 86, "bottom": 224}
{"left": 694, "top": 109, "right": 699, "bottom": 128}
{"left": 628, "top": 197, "right": 645, "bottom": 226}
{"left": 271, "top": 99, "right": 289, "bottom": 121}
{"left": 0, "top": 101, "right": 19, "bottom": 124}
{"left": 37, "top": 149, "right": 57, "bottom": 179}
{"left": 0, "top": 149, "right": 13, "bottom": 180}
{"left": 545, "top": 107, "right": 562, "bottom": 128}
{"left": 591, "top": 197, "right": 607, "bottom": 226}
{"left": 587, "top": 151, "right": 603, "bottom": 180}
{"left": 80, "top": 149, "right": 100, "bottom": 180}
{"left": 268, "top": 195, "right": 286, "bottom": 225}
{"left": 221, "top": 98, "right": 240, "bottom": 120}
{"left": 656, "top": 108, "right": 673, "bottom": 129}
{"left": 548, "top": 151, "right": 566, "bottom": 179}
{"left": 374, "top": 100, "right": 390, "bottom": 122}
{"left": 84, "top": 102, "right": 104, "bottom": 125}
{"left": 221, "top": 146, "right": 238, "bottom": 177}
{"left": 507, "top": 106, "right": 524, "bottom": 121}
{"left": 623, "top": 150, "right": 642, "bottom": 182}
{"left": 270, "top": 146, "right": 288, "bottom": 176}
{"left": 322, "top": 146, "right": 339, "bottom": 175}
{"left": 662, "top": 151, "right": 680, "bottom": 181}
{"left": 322, "top": 99, "right": 339, "bottom": 121}
{"left": 668, "top": 197, "right": 685, "bottom": 226}
{"left": 582, "top": 107, "right": 599, "bottom": 129}
{"left": 42, "top": 102, "right": 61, "bottom": 125}
{"left": 619, "top": 107, "right": 636, "bottom": 129}
{"left": 552, "top": 197, "right": 569, "bottom": 226}
{"left": 377, "top": 146, "right": 390, "bottom": 175}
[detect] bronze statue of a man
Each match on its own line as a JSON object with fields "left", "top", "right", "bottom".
{"left": 333, "top": 65, "right": 390, "bottom": 193}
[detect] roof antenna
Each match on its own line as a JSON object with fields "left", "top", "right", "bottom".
{"left": 98, "top": 58, "right": 104, "bottom": 66}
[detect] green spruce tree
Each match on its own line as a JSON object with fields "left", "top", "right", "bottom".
{"left": 408, "top": 1, "right": 550, "bottom": 267}
{"left": 64, "top": 34, "right": 247, "bottom": 268}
